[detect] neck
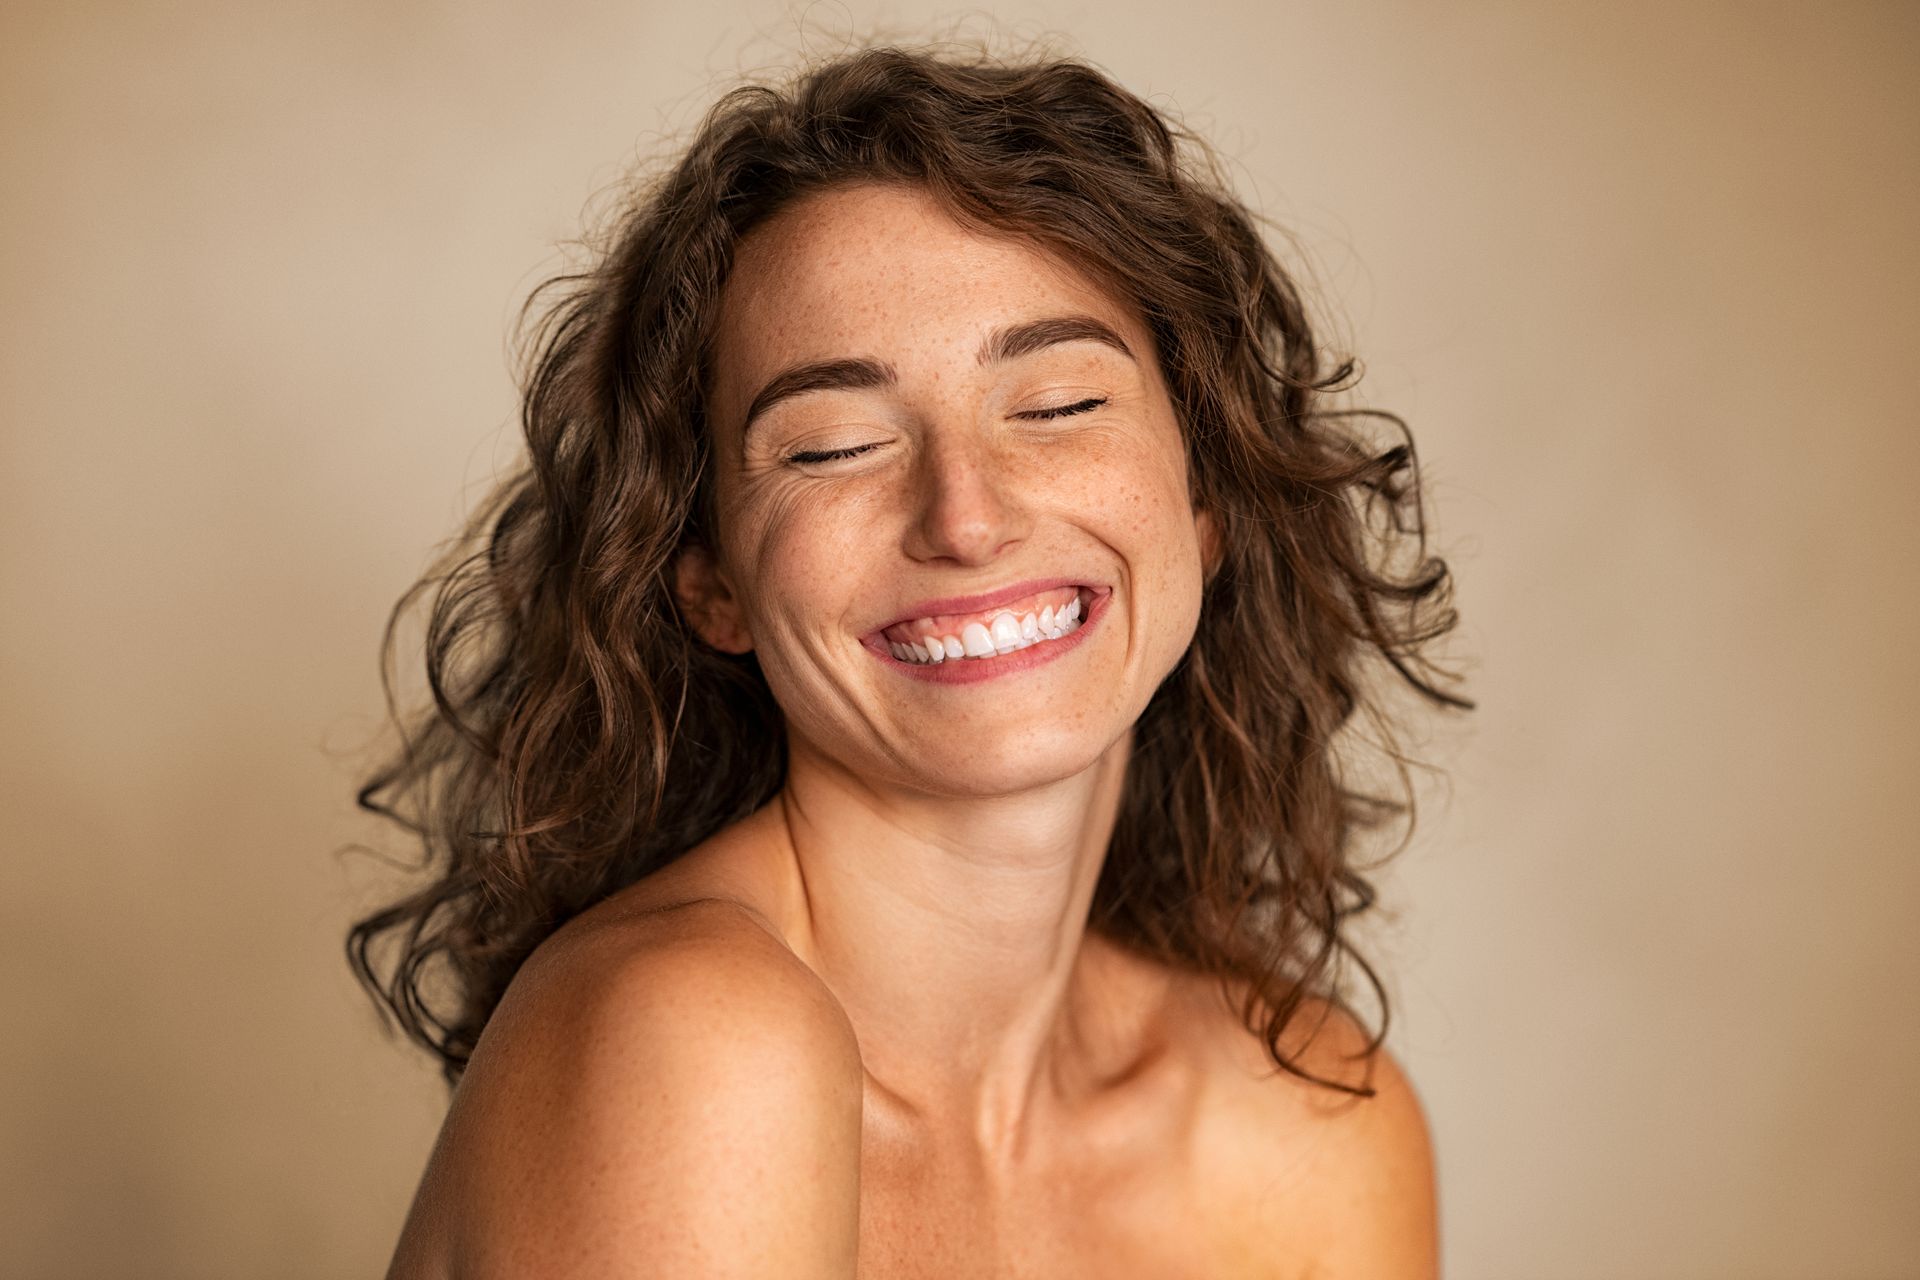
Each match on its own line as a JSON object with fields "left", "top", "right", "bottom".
{"left": 768, "top": 728, "right": 1136, "bottom": 1162}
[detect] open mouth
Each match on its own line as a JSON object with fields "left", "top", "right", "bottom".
{"left": 873, "top": 583, "right": 1103, "bottom": 665}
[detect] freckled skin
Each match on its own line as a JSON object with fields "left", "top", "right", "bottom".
{"left": 408, "top": 180, "right": 1439, "bottom": 1279}
{"left": 684, "top": 181, "right": 1217, "bottom": 797}
{"left": 646, "top": 182, "right": 1436, "bottom": 1279}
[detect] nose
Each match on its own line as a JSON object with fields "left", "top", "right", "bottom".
{"left": 901, "top": 428, "right": 1032, "bottom": 566}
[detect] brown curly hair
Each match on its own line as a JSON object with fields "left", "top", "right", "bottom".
{"left": 347, "top": 43, "right": 1467, "bottom": 1093}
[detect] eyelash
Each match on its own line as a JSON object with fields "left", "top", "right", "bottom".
{"left": 783, "top": 397, "right": 1110, "bottom": 465}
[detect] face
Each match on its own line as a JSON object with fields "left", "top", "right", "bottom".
{"left": 680, "top": 182, "right": 1218, "bottom": 797}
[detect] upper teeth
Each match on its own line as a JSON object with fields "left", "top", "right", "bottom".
{"left": 888, "top": 595, "right": 1083, "bottom": 664}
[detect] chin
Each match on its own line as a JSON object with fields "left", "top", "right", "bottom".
{"left": 887, "top": 727, "right": 1122, "bottom": 799}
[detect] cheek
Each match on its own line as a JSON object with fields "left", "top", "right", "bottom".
{"left": 1076, "top": 426, "right": 1200, "bottom": 559}
{"left": 724, "top": 483, "right": 873, "bottom": 637}
{"left": 1095, "top": 434, "right": 1207, "bottom": 651}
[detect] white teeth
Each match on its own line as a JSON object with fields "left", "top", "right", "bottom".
{"left": 887, "top": 593, "right": 1091, "bottom": 664}
{"left": 989, "top": 612, "right": 1023, "bottom": 653}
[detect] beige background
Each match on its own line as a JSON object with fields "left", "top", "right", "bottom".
{"left": 4, "top": 2, "right": 1916, "bottom": 1277}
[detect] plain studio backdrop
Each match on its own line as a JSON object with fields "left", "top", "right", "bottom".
{"left": 4, "top": 2, "right": 1915, "bottom": 1277}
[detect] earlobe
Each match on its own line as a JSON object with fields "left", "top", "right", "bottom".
{"left": 1195, "top": 507, "right": 1224, "bottom": 582}
{"left": 671, "top": 544, "right": 755, "bottom": 654}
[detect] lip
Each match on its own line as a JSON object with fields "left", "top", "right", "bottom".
{"left": 863, "top": 585, "right": 1111, "bottom": 685}
{"left": 867, "top": 576, "right": 1109, "bottom": 635}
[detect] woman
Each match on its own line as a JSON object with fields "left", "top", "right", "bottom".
{"left": 351, "top": 43, "right": 1465, "bottom": 1278}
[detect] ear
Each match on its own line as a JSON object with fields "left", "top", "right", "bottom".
{"left": 672, "top": 543, "right": 755, "bottom": 654}
{"left": 1194, "top": 505, "right": 1224, "bottom": 582}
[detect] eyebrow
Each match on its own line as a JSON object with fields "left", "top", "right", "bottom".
{"left": 739, "top": 314, "right": 1136, "bottom": 435}
{"left": 742, "top": 357, "right": 895, "bottom": 435}
{"left": 977, "top": 315, "right": 1135, "bottom": 367}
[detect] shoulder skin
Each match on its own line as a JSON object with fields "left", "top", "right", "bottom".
{"left": 386, "top": 897, "right": 865, "bottom": 1280}
{"left": 1196, "top": 996, "right": 1440, "bottom": 1280}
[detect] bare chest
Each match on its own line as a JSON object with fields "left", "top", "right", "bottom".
{"left": 851, "top": 1127, "right": 1278, "bottom": 1280}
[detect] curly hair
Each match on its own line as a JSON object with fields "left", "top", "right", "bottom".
{"left": 347, "top": 43, "right": 1467, "bottom": 1093}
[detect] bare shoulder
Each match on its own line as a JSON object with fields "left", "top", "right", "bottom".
{"left": 387, "top": 894, "right": 862, "bottom": 1279}
{"left": 494, "top": 891, "right": 860, "bottom": 1084}
{"left": 1173, "top": 981, "right": 1439, "bottom": 1279}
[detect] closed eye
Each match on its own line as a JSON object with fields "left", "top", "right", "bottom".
{"left": 783, "top": 398, "right": 1110, "bottom": 465}
{"left": 1015, "top": 396, "right": 1108, "bottom": 420}
{"left": 785, "top": 444, "right": 879, "bottom": 464}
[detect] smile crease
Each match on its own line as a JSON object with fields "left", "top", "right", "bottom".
{"left": 885, "top": 592, "right": 1085, "bottom": 664}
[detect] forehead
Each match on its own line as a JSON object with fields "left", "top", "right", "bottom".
{"left": 709, "top": 183, "right": 1145, "bottom": 393}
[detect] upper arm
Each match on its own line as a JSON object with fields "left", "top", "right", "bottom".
{"left": 389, "top": 900, "right": 864, "bottom": 1280}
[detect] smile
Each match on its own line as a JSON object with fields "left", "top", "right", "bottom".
{"left": 866, "top": 584, "right": 1108, "bottom": 684}
{"left": 885, "top": 587, "right": 1085, "bottom": 663}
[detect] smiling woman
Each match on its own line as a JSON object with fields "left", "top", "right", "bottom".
{"left": 350, "top": 42, "right": 1466, "bottom": 1278}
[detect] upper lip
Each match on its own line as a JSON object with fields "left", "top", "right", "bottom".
{"left": 870, "top": 576, "right": 1106, "bottom": 633}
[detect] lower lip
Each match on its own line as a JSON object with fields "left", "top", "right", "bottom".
{"left": 864, "top": 588, "right": 1110, "bottom": 685}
